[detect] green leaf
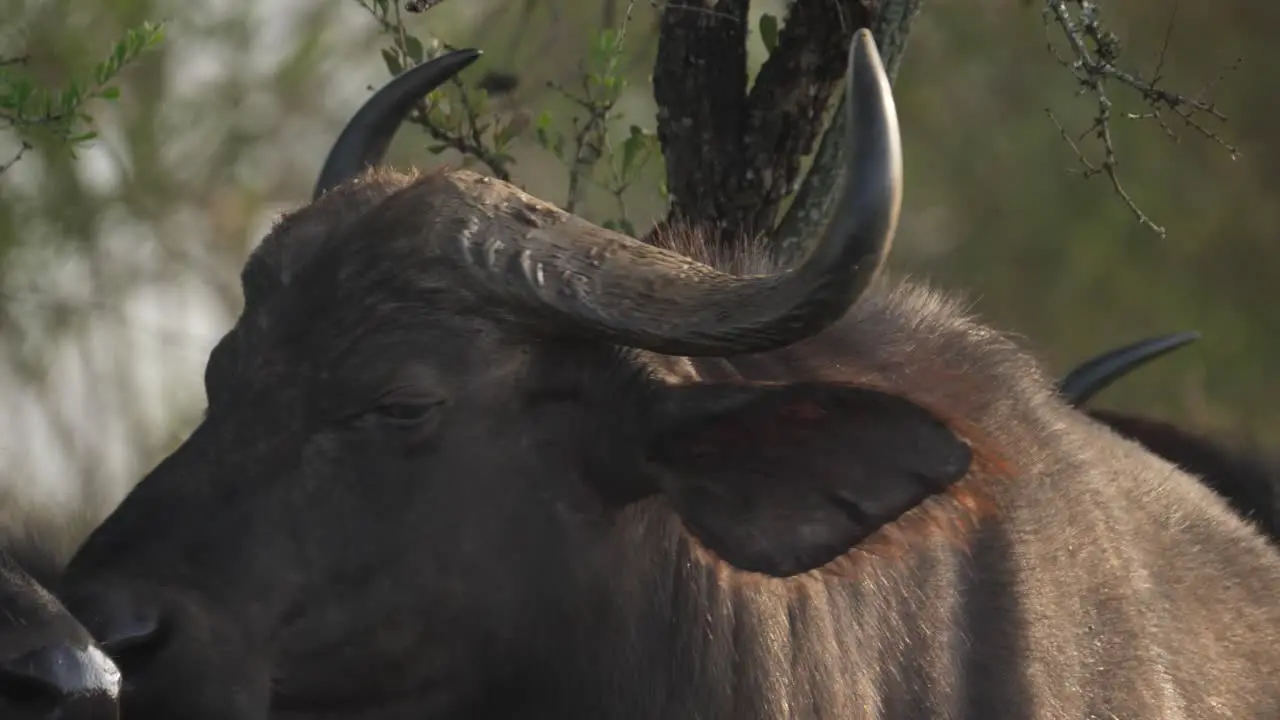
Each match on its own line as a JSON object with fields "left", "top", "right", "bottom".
{"left": 139, "top": 22, "right": 166, "bottom": 49}
{"left": 381, "top": 49, "right": 403, "bottom": 76}
{"left": 0, "top": 19, "right": 163, "bottom": 174}
{"left": 427, "top": 143, "right": 449, "bottom": 154}
{"left": 621, "top": 125, "right": 645, "bottom": 175}
{"left": 495, "top": 113, "right": 530, "bottom": 148}
{"left": 404, "top": 35, "right": 425, "bottom": 64}
{"left": 759, "top": 14, "right": 779, "bottom": 55}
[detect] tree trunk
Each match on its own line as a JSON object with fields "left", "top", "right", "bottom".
{"left": 646, "top": 0, "right": 925, "bottom": 255}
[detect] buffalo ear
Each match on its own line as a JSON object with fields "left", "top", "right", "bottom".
{"left": 647, "top": 382, "right": 972, "bottom": 577}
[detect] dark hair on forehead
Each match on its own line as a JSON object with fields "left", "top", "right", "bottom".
{"left": 243, "top": 168, "right": 428, "bottom": 310}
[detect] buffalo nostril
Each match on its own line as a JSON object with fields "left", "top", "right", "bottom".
{"left": 61, "top": 588, "right": 168, "bottom": 672}
{"left": 95, "top": 612, "right": 166, "bottom": 667}
{"left": 0, "top": 641, "right": 120, "bottom": 716}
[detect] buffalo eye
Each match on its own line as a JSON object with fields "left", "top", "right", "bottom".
{"left": 367, "top": 388, "right": 445, "bottom": 429}
{"left": 375, "top": 401, "right": 438, "bottom": 424}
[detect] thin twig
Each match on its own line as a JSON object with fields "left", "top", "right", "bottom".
{"left": 0, "top": 141, "right": 31, "bottom": 175}
{"left": 1042, "top": 0, "right": 1239, "bottom": 237}
{"left": 546, "top": 0, "right": 638, "bottom": 213}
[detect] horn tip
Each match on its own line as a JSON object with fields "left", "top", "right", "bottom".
{"left": 847, "top": 28, "right": 892, "bottom": 110}
{"left": 850, "top": 28, "right": 881, "bottom": 67}
{"left": 435, "top": 48, "right": 483, "bottom": 71}
{"left": 1150, "top": 330, "right": 1202, "bottom": 352}
{"left": 844, "top": 24, "right": 903, "bottom": 227}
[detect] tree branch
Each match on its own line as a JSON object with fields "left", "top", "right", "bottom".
{"left": 736, "top": 0, "right": 870, "bottom": 248}
{"left": 772, "top": 0, "right": 925, "bottom": 264}
{"left": 1042, "top": 0, "right": 1238, "bottom": 237}
{"left": 0, "top": 141, "right": 32, "bottom": 175}
{"left": 646, "top": 0, "right": 881, "bottom": 251}
{"left": 650, "top": 0, "right": 751, "bottom": 244}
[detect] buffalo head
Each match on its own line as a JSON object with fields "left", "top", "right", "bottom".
{"left": 57, "top": 31, "right": 980, "bottom": 719}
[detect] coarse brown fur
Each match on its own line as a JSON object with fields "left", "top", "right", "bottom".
{"left": 1089, "top": 409, "right": 1280, "bottom": 541}
{"left": 59, "top": 169, "right": 1280, "bottom": 720}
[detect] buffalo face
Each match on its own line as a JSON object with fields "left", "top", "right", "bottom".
{"left": 62, "top": 295, "right": 627, "bottom": 718}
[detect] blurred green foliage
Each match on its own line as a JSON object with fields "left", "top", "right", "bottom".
{"left": 892, "top": 1, "right": 1277, "bottom": 442}
{"left": 1, "top": 21, "right": 164, "bottom": 170}
{"left": 0, "top": 0, "right": 1274, "bottom": 539}
{"left": 0, "top": 0, "right": 391, "bottom": 547}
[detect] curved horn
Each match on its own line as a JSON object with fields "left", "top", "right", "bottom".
{"left": 313, "top": 49, "right": 482, "bottom": 200}
{"left": 453, "top": 28, "right": 901, "bottom": 356}
{"left": 1059, "top": 331, "right": 1201, "bottom": 406}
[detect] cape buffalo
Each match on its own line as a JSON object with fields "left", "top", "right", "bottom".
{"left": 60, "top": 32, "right": 1280, "bottom": 719}
{"left": 0, "top": 535, "right": 120, "bottom": 719}
{"left": 1060, "top": 335, "right": 1280, "bottom": 539}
